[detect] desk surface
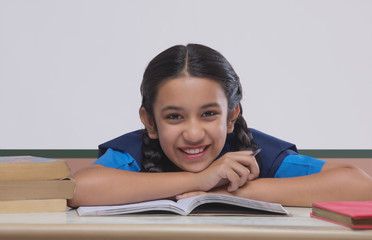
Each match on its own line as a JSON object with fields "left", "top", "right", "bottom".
{"left": 0, "top": 207, "right": 371, "bottom": 240}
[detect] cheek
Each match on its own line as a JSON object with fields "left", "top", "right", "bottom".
{"left": 153, "top": 114, "right": 175, "bottom": 140}
{"left": 156, "top": 125, "right": 179, "bottom": 155}
{"left": 156, "top": 122, "right": 178, "bottom": 140}
{"left": 209, "top": 116, "right": 228, "bottom": 133}
{"left": 206, "top": 118, "right": 229, "bottom": 148}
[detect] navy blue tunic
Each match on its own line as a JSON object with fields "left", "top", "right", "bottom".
{"left": 98, "top": 128, "right": 299, "bottom": 178}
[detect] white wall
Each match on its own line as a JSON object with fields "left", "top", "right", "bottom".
{"left": 0, "top": 0, "right": 371, "bottom": 149}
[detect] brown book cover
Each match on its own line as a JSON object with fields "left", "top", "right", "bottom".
{"left": 0, "top": 199, "right": 67, "bottom": 213}
{"left": 0, "top": 178, "right": 75, "bottom": 200}
{"left": 0, "top": 156, "right": 71, "bottom": 180}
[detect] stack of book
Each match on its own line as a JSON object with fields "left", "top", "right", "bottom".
{"left": 0, "top": 156, "right": 75, "bottom": 213}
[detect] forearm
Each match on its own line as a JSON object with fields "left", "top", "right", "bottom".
{"left": 68, "top": 165, "right": 199, "bottom": 207}
{"left": 214, "top": 164, "right": 372, "bottom": 207}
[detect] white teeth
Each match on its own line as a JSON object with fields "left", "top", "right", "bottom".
{"left": 183, "top": 147, "right": 205, "bottom": 155}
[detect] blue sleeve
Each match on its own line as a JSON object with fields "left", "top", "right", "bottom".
{"left": 274, "top": 154, "right": 326, "bottom": 178}
{"left": 93, "top": 148, "right": 141, "bottom": 172}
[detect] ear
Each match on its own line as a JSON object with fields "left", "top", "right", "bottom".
{"left": 139, "top": 107, "right": 158, "bottom": 139}
{"left": 227, "top": 104, "right": 240, "bottom": 133}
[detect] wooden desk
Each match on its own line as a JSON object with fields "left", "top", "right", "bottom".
{"left": 0, "top": 207, "right": 371, "bottom": 240}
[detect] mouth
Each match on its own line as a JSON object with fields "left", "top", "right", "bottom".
{"left": 179, "top": 145, "right": 210, "bottom": 159}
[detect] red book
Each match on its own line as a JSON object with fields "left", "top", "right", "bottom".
{"left": 311, "top": 201, "right": 372, "bottom": 229}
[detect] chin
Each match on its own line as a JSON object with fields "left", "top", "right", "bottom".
{"left": 180, "top": 164, "right": 209, "bottom": 173}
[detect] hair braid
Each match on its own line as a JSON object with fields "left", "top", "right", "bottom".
{"left": 141, "top": 130, "right": 177, "bottom": 172}
{"left": 233, "top": 104, "right": 262, "bottom": 170}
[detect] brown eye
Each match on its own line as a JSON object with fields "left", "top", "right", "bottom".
{"left": 201, "top": 111, "right": 218, "bottom": 117}
{"left": 166, "top": 114, "right": 182, "bottom": 120}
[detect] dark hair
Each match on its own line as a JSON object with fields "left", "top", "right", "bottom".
{"left": 140, "top": 44, "right": 260, "bottom": 172}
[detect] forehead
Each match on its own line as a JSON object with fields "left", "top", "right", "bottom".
{"left": 154, "top": 76, "right": 228, "bottom": 108}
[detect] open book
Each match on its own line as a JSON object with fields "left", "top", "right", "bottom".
{"left": 77, "top": 194, "right": 288, "bottom": 216}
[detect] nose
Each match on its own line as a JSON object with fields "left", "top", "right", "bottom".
{"left": 182, "top": 119, "right": 205, "bottom": 144}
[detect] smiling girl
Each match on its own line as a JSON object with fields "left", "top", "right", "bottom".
{"left": 68, "top": 44, "right": 372, "bottom": 207}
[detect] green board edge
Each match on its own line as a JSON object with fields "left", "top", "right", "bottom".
{"left": 0, "top": 149, "right": 371, "bottom": 158}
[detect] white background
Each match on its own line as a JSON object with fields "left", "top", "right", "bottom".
{"left": 0, "top": 0, "right": 371, "bottom": 149}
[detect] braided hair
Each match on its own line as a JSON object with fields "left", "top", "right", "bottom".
{"left": 140, "top": 44, "right": 260, "bottom": 172}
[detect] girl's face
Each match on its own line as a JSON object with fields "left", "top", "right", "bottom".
{"left": 148, "top": 76, "right": 236, "bottom": 172}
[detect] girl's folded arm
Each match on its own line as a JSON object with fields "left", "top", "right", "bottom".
{"left": 68, "top": 150, "right": 258, "bottom": 207}
{"left": 228, "top": 163, "right": 372, "bottom": 207}
{"left": 68, "top": 164, "right": 200, "bottom": 207}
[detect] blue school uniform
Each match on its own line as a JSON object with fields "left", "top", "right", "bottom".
{"left": 94, "top": 128, "right": 325, "bottom": 178}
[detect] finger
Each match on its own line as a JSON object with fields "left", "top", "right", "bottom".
{"left": 229, "top": 161, "right": 250, "bottom": 186}
{"left": 176, "top": 191, "right": 206, "bottom": 200}
{"left": 224, "top": 153, "right": 259, "bottom": 182}
{"left": 247, "top": 159, "right": 260, "bottom": 180}
{"left": 225, "top": 151, "right": 260, "bottom": 174}
{"left": 226, "top": 170, "right": 240, "bottom": 192}
{"left": 233, "top": 152, "right": 260, "bottom": 180}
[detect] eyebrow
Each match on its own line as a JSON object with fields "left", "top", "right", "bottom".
{"left": 201, "top": 103, "right": 221, "bottom": 109}
{"left": 161, "top": 103, "right": 221, "bottom": 112}
{"left": 161, "top": 106, "right": 183, "bottom": 112}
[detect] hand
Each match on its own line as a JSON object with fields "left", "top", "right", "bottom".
{"left": 176, "top": 191, "right": 207, "bottom": 200}
{"left": 196, "top": 151, "right": 260, "bottom": 192}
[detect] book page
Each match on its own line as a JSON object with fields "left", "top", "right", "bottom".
{"left": 77, "top": 194, "right": 288, "bottom": 216}
{"left": 177, "top": 194, "right": 288, "bottom": 215}
{"left": 77, "top": 199, "right": 185, "bottom": 216}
